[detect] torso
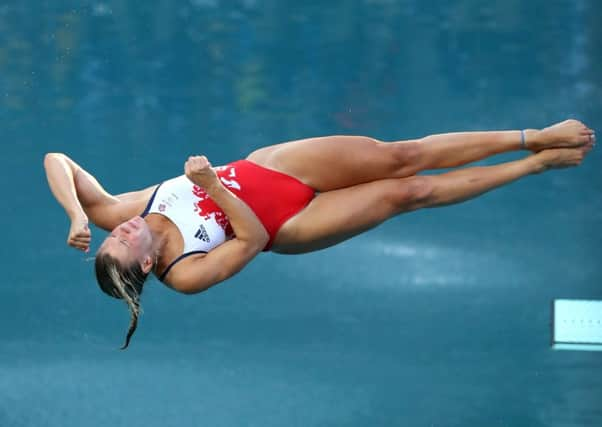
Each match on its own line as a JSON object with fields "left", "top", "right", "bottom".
{"left": 112, "top": 160, "right": 316, "bottom": 282}
{"left": 112, "top": 190, "right": 209, "bottom": 283}
{"left": 141, "top": 174, "right": 236, "bottom": 281}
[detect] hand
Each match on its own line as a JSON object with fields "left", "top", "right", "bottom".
{"left": 185, "top": 155, "right": 219, "bottom": 190}
{"left": 68, "top": 214, "right": 91, "bottom": 253}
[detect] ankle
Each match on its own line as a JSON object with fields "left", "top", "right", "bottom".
{"left": 528, "top": 152, "right": 547, "bottom": 174}
{"left": 522, "top": 129, "right": 540, "bottom": 151}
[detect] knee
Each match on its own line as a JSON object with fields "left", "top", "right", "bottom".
{"left": 388, "top": 176, "right": 434, "bottom": 212}
{"left": 389, "top": 140, "right": 423, "bottom": 176}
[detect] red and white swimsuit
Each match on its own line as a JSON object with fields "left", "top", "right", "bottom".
{"left": 141, "top": 160, "right": 315, "bottom": 281}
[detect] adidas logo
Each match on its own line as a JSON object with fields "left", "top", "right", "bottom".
{"left": 194, "top": 225, "right": 210, "bottom": 243}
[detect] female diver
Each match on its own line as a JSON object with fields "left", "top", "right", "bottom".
{"left": 44, "top": 119, "right": 595, "bottom": 348}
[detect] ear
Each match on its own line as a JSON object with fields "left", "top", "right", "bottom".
{"left": 141, "top": 255, "right": 154, "bottom": 274}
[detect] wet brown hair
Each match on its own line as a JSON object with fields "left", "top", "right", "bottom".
{"left": 94, "top": 252, "right": 150, "bottom": 349}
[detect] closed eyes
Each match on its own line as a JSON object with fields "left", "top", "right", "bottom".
{"left": 110, "top": 235, "right": 130, "bottom": 247}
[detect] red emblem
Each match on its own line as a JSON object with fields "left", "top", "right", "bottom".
{"left": 192, "top": 184, "right": 233, "bottom": 236}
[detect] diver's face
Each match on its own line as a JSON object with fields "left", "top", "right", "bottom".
{"left": 100, "top": 216, "right": 153, "bottom": 266}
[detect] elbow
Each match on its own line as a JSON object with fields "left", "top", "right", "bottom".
{"left": 257, "top": 230, "right": 270, "bottom": 251}
{"left": 249, "top": 234, "right": 269, "bottom": 254}
{"left": 257, "top": 226, "right": 270, "bottom": 250}
{"left": 237, "top": 230, "right": 269, "bottom": 253}
{"left": 43, "top": 152, "right": 65, "bottom": 168}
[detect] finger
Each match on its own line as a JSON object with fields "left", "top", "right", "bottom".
{"left": 69, "top": 239, "right": 87, "bottom": 248}
{"left": 68, "top": 240, "right": 87, "bottom": 250}
{"left": 72, "top": 237, "right": 92, "bottom": 245}
{"left": 196, "top": 160, "right": 210, "bottom": 170}
{"left": 72, "top": 234, "right": 91, "bottom": 242}
{"left": 195, "top": 156, "right": 207, "bottom": 166}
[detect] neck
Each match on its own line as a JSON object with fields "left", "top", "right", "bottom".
{"left": 144, "top": 214, "right": 169, "bottom": 258}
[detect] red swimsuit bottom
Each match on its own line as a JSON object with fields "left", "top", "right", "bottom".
{"left": 216, "top": 160, "right": 315, "bottom": 250}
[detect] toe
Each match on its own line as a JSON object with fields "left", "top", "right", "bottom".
{"left": 579, "top": 135, "right": 591, "bottom": 144}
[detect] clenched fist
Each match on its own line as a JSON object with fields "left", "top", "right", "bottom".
{"left": 68, "top": 213, "right": 91, "bottom": 253}
{"left": 184, "top": 155, "right": 220, "bottom": 190}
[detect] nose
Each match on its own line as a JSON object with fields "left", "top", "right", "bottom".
{"left": 120, "top": 223, "right": 132, "bottom": 234}
{"left": 127, "top": 217, "right": 141, "bottom": 229}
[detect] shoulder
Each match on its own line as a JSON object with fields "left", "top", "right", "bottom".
{"left": 92, "top": 184, "right": 160, "bottom": 230}
{"left": 159, "top": 252, "right": 211, "bottom": 294}
{"left": 116, "top": 184, "right": 161, "bottom": 220}
{"left": 158, "top": 238, "right": 261, "bottom": 295}
{"left": 115, "top": 184, "right": 160, "bottom": 204}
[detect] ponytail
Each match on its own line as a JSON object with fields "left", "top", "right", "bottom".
{"left": 95, "top": 252, "right": 149, "bottom": 349}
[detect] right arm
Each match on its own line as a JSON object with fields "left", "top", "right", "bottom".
{"left": 166, "top": 156, "right": 269, "bottom": 293}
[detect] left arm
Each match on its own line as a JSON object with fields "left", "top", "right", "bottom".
{"left": 44, "top": 153, "right": 156, "bottom": 251}
{"left": 44, "top": 152, "right": 120, "bottom": 251}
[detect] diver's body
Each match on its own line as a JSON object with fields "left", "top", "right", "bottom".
{"left": 45, "top": 119, "right": 595, "bottom": 348}
{"left": 46, "top": 119, "right": 595, "bottom": 294}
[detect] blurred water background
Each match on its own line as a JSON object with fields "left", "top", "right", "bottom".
{"left": 1, "top": 1, "right": 601, "bottom": 426}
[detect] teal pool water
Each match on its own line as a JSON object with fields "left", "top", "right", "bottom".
{"left": 2, "top": 1, "right": 601, "bottom": 426}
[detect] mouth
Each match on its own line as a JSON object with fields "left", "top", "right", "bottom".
{"left": 127, "top": 216, "right": 143, "bottom": 229}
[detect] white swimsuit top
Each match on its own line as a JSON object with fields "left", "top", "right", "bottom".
{"left": 141, "top": 175, "right": 233, "bottom": 280}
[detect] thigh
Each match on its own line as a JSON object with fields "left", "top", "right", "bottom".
{"left": 246, "top": 136, "right": 418, "bottom": 192}
{"left": 271, "top": 177, "right": 418, "bottom": 254}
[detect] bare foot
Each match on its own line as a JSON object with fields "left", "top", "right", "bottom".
{"left": 526, "top": 119, "right": 595, "bottom": 152}
{"left": 533, "top": 141, "right": 594, "bottom": 173}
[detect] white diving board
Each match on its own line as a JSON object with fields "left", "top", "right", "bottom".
{"left": 552, "top": 299, "right": 602, "bottom": 351}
